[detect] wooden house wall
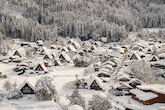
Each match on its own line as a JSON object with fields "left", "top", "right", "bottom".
{"left": 20, "top": 84, "right": 34, "bottom": 94}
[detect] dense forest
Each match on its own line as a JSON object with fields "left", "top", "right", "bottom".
{"left": 0, "top": 0, "right": 165, "bottom": 42}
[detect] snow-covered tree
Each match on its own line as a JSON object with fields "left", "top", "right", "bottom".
{"left": 73, "top": 56, "right": 90, "bottom": 67}
{"left": 25, "top": 47, "right": 34, "bottom": 58}
{"left": 3, "top": 80, "right": 12, "bottom": 91}
{"left": 88, "top": 95, "right": 112, "bottom": 110}
{"left": 83, "top": 66, "right": 93, "bottom": 76}
{"left": 12, "top": 82, "right": 17, "bottom": 89}
{"left": 7, "top": 89, "right": 23, "bottom": 100}
{"left": 69, "top": 89, "right": 86, "bottom": 109}
{"left": 35, "top": 76, "right": 57, "bottom": 100}
{"left": 128, "top": 60, "right": 165, "bottom": 84}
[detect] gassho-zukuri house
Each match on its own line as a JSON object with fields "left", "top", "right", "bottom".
{"left": 130, "top": 84, "right": 165, "bottom": 105}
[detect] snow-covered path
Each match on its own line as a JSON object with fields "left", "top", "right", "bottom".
{"left": 49, "top": 65, "right": 85, "bottom": 92}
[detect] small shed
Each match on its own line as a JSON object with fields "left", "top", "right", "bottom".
{"left": 61, "top": 47, "right": 69, "bottom": 53}
{"left": 59, "top": 52, "right": 72, "bottom": 63}
{"left": 36, "top": 40, "right": 43, "bottom": 46}
{"left": 147, "top": 55, "right": 159, "bottom": 62}
{"left": 128, "top": 79, "right": 143, "bottom": 88}
{"left": 99, "top": 37, "right": 108, "bottom": 44}
{"left": 19, "top": 79, "right": 36, "bottom": 94}
{"left": 34, "top": 62, "right": 48, "bottom": 73}
{"left": 129, "top": 53, "right": 141, "bottom": 61}
{"left": 89, "top": 77, "right": 103, "bottom": 91}
{"left": 98, "top": 71, "right": 110, "bottom": 77}
{"left": 54, "top": 58, "right": 62, "bottom": 66}
{"left": 158, "top": 53, "right": 165, "bottom": 60}
{"left": 117, "top": 74, "right": 131, "bottom": 82}
{"left": 67, "top": 45, "right": 76, "bottom": 52}
{"left": 13, "top": 48, "right": 26, "bottom": 57}
{"left": 43, "top": 54, "right": 53, "bottom": 60}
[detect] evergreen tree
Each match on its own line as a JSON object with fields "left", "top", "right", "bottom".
{"left": 69, "top": 89, "right": 86, "bottom": 109}
{"left": 88, "top": 95, "right": 112, "bottom": 110}
{"left": 35, "top": 76, "right": 57, "bottom": 100}
{"left": 3, "top": 80, "right": 12, "bottom": 91}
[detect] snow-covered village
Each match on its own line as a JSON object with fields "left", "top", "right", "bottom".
{"left": 0, "top": 0, "right": 165, "bottom": 110}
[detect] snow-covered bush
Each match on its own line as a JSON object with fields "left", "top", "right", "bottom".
{"left": 1, "top": 74, "right": 7, "bottom": 79}
{"left": 73, "top": 56, "right": 90, "bottom": 67}
{"left": 83, "top": 67, "right": 93, "bottom": 76}
{"left": 88, "top": 95, "right": 112, "bottom": 110}
{"left": 3, "top": 80, "right": 12, "bottom": 91}
{"left": 6, "top": 89, "right": 23, "bottom": 100}
{"left": 128, "top": 60, "right": 165, "bottom": 84}
{"left": 69, "top": 89, "right": 86, "bottom": 109}
{"left": 62, "top": 79, "right": 88, "bottom": 90}
{"left": 112, "top": 90, "right": 125, "bottom": 96}
{"left": 76, "top": 79, "right": 88, "bottom": 89}
{"left": 62, "top": 81, "right": 77, "bottom": 90}
{"left": 35, "top": 76, "right": 57, "bottom": 100}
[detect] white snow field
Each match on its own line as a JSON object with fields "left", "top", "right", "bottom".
{"left": 0, "top": 62, "right": 103, "bottom": 110}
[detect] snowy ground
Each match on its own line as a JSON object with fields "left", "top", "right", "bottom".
{"left": 0, "top": 62, "right": 104, "bottom": 110}
{"left": 143, "top": 28, "right": 165, "bottom": 33}
{"left": 110, "top": 95, "right": 165, "bottom": 110}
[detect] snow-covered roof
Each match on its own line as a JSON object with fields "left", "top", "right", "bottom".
{"left": 44, "top": 54, "right": 53, "bottom": 60}
{"left": 54, "top": 58, "right": 62, "bottom": 65}
{"left": 34, "top": 62, "right": 48, "bottom": 72}
{"left": 117, "top": 74, "right": 130, "bottom": 81}
{"left": 94, "top": 77, "right": 103, "bottom": 88}
{"left": 99, "top": 37, "right": 107, "bottom": 42}
{"left": 158, "top": 106, "right": 165, "bottom": 110}
{"left": 133, "top": 40, "right": 148, "bottom": 48}
{"left": 72, "top": 41, "right": 81, "bottom": 49}
{"left": 29, "top": 42, "right": 37, "bottom": 47}
{"left": 13, "top": 48, "right": 26, "bottom": 57}
{"left": 88, "top": 77, "right": 103, "bottom": 89}
{"left": 89, "top": 45, "right": 97, "bottom": 50}
{"left": 101, "top": 64, "right": 113, "bottom": 70}
{"left": 93, "top": 62, "right": 101, "bottom": 67}
{"left": 59, "top": 52, "right": 72, "bottom": 62}
{"left": 146, "top": 55, "right": 159, "bottom": 62}
{"left": 113, "top": 82, "right": 133, "bottom": 89}
{"left": 61, "top": 47, "right": 69, "bottom": 53}
{"left": 129, "top": 52, "right": 141, "bottom": 60}
{"left": 19, "top": 78, "right": 37, "bottom": 91}
{"left": 82, "top": 41, "right": 91, "bottom": 46}
{"left": 0, "top": 56, "right": 10, "bottom": 60}
{"left": 130, "top": 89, "right": 158, "bottom": 101}
{"left": 12, "top": 39, "right": 21, "bottom": 44}
{"left": 94, "top": 41, "right": 102, "bottom": 47}
{"left": 132, "top": 45, "right": 140, "bottom": 50}
{"left": 102, "top": 60, "right": 116, "bottom": 67}
{"left": 99, "top": 68, "right": 110, "bottom": 73}
{"left": 128, "top": 78, "right": 143, "bottom": 85}
{"left": 145, "top": 47, "right": 153, "bottom": 53}
{"left": 50, "top": 45, "right": 57, "bottom": 49}
{"left": 41, "top": 47, "right": 51, "bottom": 55}
{"left": 158, "top": 53, "right": 165, "bottom": 58}
{"left": 36, "top": 40, "right": 43, "bottom": 45}
{"left": 120, "top": 83, "right": 132, "bottom": 89}
{"left": 67, "top": 45, "right": 76, "bottom": 52}
{"left": 137, "top": 84, "right": 165, "bottom": 94}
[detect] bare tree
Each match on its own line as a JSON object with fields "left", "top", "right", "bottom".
{"left": 3, "top": 80, "right": 12, "bottom": 91}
